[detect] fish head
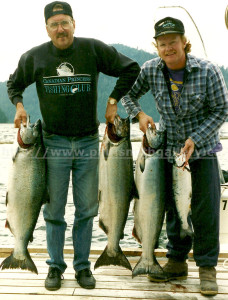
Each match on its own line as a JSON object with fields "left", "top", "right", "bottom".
{"left": 32, "top": 119, "right": 42, "bottom": 138}
{"left": 113, "top": 115, "right": 130, "bottom": 138}
{"left": 174, "top": 152, "right": 186, "bottom": 167}
{"left": 19, "top": 115, "right": 35, "bottom": 144}
{"left": 146, "top": 127, "right": 164, "bottom": 149}
{"left": 18, "top": 117, "right": 42, "bottom": 147}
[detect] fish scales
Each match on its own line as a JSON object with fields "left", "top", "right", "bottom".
{"left": 173, "top": 153, "right": 192, "bottom": 239}
{"left": 132, "top": 128, "right": 167, "bottom": 280}
{"left": 95, "top": 116, "right": 134, "bottom": 271}
{"left": 0, "top": 118, "right": 47, "bottom": 274}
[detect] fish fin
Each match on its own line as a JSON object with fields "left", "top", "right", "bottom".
{"left": 98, "top": 190, "right": 101, "bottom": 202}
{"left": 180, "top": 226, "right": 193, "bottom": 239}
{"left": 5, "top": 219, "right": 13, "bottom": 234}
{"left": 132, "top": 226, "right": 141, "bottom": 244}
{"left": 103, "top": 143, "right": 110, "bottom": 161}
{"left": 94, "top": 246, "right": 132, "bottom": 271}
{"left": 6, "top": 192, "right": 8, "bottom": 206}
{"left": 0, "top": 250, "right": 38, "bottom": 274}
{"left": 99, "top": 219, "right": 108, "bottom": 235}
{"left": 132, "top": 256, "right": 167, "bottom": 279}
{"left": 130, "top": 182, "right": 139, "bottom": 200}
{"left": 139, "top": 154, "right": 145, "bottom": 173}
{"left": 42, "top": 188, "right": 50, "bottom": 204}
{"left": 12, "top": 146, "right": 20, "bottom": 162}
{"left": 29, "top": 235, "right": 34, "bottom": 243}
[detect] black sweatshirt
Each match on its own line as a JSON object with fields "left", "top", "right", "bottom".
{"left": 8, "top": 37, "right": 140, "bottom": 136}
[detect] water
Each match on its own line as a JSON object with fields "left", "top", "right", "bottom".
{"left": 0, "top": 123, "right": 228, "bottom": 249}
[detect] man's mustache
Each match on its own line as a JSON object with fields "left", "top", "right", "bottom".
{"left": 56, "top": 33, "right": 68, "bottom": 38}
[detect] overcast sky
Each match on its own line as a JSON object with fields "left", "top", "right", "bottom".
{"left": 0, "top": 0, "right": 227, "bottom": 81}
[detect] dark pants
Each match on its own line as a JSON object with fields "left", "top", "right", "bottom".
{"left": 165, "top": 155, "right": 220, "bottom": 267}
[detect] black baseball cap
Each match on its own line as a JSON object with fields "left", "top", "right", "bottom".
{"left": 44, "top": 1, "right": 73, "bottom": 23}
{"left": 154, "top": 17, "right": 185, "bottom": 38}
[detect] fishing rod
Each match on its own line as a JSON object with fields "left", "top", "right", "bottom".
{"left": 225, "top": 5, "right": 228, "bottom": 29}
{"left": 157, "top": 5, "right": 207, "bottom": 58}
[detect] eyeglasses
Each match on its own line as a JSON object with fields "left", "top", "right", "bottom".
{"left": 47, "top": 20, "right": 73, "bottom": 31}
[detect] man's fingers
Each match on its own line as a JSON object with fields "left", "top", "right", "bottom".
{"left": 150, "top": 120, "right": 156, "bottom": 129}
{"left": 21, "top": 115, "right": 27, "bottom": 127}
{"left": 105, "top": 103, "right": 117, "bottom": 124}
{"left": 14, "top": 108, "right": 27, "bottom": 128}
{"left": 14, "top": 119, "right": 21, "bottom": 128}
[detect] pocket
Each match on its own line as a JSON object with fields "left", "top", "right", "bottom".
{"left": 154, "top": 92, "right": 172, "bottom": 114}
{"left": 42, "top": 130, "right": 57, "bottom": 139}
{"left": 88, "top": 132, "right": 99, "bottom": 139}
{"left": 154, "top": 92, "right": 164, "bottom": 113}
{"left": 181, "top": 93, "right": 206, "bottom": 114}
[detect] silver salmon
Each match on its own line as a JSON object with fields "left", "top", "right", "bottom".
{"left": 94, "top": 115, "right": 134, "bottom": 271}
{"left": 133, "top": 127, "right": 167, "bottom": 279}
{"left": 0, "top": 118, "right": 48, "bottom": 274}
{"left": 173, "top": 152, "right": 192, "bottom": 239}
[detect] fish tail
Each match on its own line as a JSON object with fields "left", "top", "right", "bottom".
{"left": 0, "top": 250, "right": 38, "bottom": 274}
{"left": 132, "top": 257, "right": 167, "bottom": 280}
{"left": 132, "top": 257, "right": 148, "bottom": 278}
{"left": 94, "top": 246, "right": 132, "bottom": 271}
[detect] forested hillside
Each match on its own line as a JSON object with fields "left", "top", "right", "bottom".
{"left": 0, "top": 44, "right": 228, "bottom": 123}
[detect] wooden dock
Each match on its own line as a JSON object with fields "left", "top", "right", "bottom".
{"left": 0, "top": 247, "right": 228, "bottom": 299}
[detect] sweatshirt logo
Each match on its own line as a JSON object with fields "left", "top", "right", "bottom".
{"left": 57, "top": 62, "right": 74, "bottom": 76}
{"left": 43, "top": 62, "right": 91, "bottom": 95}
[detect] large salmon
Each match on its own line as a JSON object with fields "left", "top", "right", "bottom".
{"left": 0, "top": 118, "right": 48, "bottom": 274}
{"left": 133, "top": 127, "right": 167, "bottom": 279}
{"left": 94, "top": 115, "right": 134, "bottom": 271}
{"left": 173, "top": 152, "right": 192, "bottom": 239}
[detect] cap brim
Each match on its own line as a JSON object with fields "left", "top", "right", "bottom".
{"left": 154, "top": 30, "right": 184, "bottom": 39}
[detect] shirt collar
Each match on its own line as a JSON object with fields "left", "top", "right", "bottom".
{"left": 157, "top": 54, "right": 200, "bottom": 72}
{"left": 51, "top": 37, "right": 76, "bottom": 57}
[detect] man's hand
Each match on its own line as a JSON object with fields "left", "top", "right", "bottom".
{"left": 137, "top": 111, "right": 155, "bottom": 134}
{"left": 105, "top": 98, "right": 117, "bottom": 124}
{"left": 181, "top": 138, "right": 195, "bottom": 166}
{"left": 14, "top": 103, "right": 27, "bottom": 128}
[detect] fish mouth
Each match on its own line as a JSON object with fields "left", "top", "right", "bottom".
{"left": 17, "top": 129, "right": 34, "bottom": 149}
{"left": 146, "top": 127, "right": 164, "bottom": 150}
{"left": 113, "top": 115, "right": 130, "bottom": 138}
{"left": 173, "top": 152, "right": 191, "bottom": 172}
{"left": 106, "top": 115, "right": 130, "bottom": 143}
{"left": 142, "top": 135, "right": 156, "bottom": 155}
{"left": 107, "top": 123, "right": 122, "bottom": 143}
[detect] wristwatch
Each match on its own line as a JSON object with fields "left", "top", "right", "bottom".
{"left": 108, "top": 98, "right": 117, "bottom": 105}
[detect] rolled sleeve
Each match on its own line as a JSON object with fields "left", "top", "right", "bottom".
{"left": 121, "top": 66, "right": 150, "bottom": 119}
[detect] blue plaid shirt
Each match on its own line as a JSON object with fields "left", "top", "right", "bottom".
{"left": 121, "top": 54, "right": 228, "bottom": 161}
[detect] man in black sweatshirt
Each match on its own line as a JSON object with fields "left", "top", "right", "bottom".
{"left": 7, "top": 1, "right": 140, "bottom": 291}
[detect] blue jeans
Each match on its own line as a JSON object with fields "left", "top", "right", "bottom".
{"left": 42, "top": 131, "right": 99, "bottom": 273}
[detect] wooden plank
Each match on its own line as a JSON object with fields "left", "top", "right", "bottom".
{"left": 0, "top": 286, "right": 74, "bottom": 296}
{"left": 1, "top": 296, "right": 226, "bottom": 300}
{"left": 0, "top": 253, "right": 227, "bottom": 300}
{"left": 0, "top": 278, "right": 228, "bottom": 290}
{"left": 0, "top": 296, "right": 145, "bottom": 300}
{"left": 0, "top": 262, "right": 227, "bottom": 276}
{"left": 72, "top": 287, "right": 228, "bottom": 298}
{"left": 1, "top": 247, "right": 227, "bottom": 259}
{"left": 0, "top": 286, "right": 227, "bottom": 299}
{"left": 1, "top": 259, "right": 227, "bottom": 275}
{"left": 0, "top": 254, "right": 228, "bottom": 266}
{"left": 0, "top": 270, "right": 227, "bottom": 280}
